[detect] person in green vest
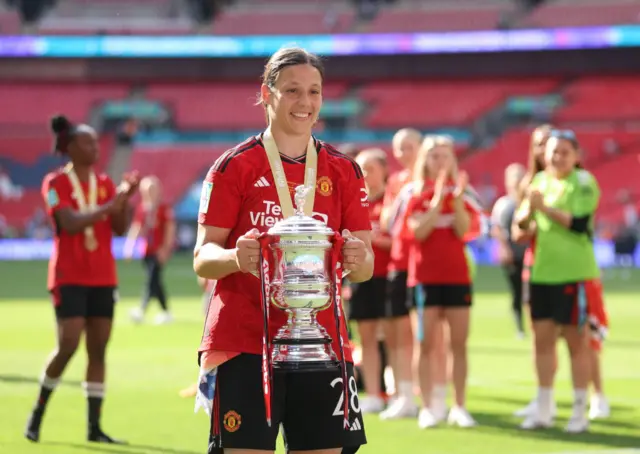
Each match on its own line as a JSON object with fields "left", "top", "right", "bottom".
{"left": 515, "top": 129, "right": 600, "bottom": 434}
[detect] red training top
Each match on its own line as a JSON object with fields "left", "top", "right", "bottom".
{"left": 383, "top": 169, "right": 412, "bottom": 272}
{"left": 403, "top": 181, "right": 482, "bottom": 287}
{"left": 42, "top": 169, "right": 117, "bottom": 291}
{"left": 134, "top": 202, "right": 174, "bottom": 256}
{"left": 369, "top": 195, "right": 391, "bottom": 277}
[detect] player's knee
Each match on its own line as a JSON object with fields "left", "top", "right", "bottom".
{"left": 86, "top": 343, "right": 108, "bottom": 363}
{"left": 56, "top": 341, "right": 80, "bottom": 360}
{"left": 449, "top": 338, "right": 467, "bottom": 358}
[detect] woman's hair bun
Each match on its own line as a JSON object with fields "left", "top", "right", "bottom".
{"left": 50, "top": 115, "right": 72, "bottom": 134}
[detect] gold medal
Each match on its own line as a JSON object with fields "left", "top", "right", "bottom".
{"left": 262, "top": 128, "right": 317, "bottom": 219}
{"left": 85, "top": 233, "right": 98, "bottom": 252}
{"left": 65, "top": 163, "right": 99, "bottom": 252}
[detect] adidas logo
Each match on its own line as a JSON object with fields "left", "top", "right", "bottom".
{"left": 349, "top": 418, "right": 362, "bottom": 431}
{"left": 254, "top": 177, "right": 270, "bottom": 187}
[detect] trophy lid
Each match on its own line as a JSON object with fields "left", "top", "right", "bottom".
{"left": 267, "top": 185, "right": 334, "bottom": 236}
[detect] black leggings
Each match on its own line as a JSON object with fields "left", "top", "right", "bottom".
{"left": 141, "top": 255, "right": 168, "bottom": 312}
{"left": 503, "top": 258, "right": 524, "bottom": 334}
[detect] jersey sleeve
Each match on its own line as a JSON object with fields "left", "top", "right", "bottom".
{"left": 340, "top": 163, "right": 371, "bottom": 232}
{"left": 197, "top": 154, "right": 243, "bottom": 228}
{"left": 164, "top": 205, "right": 175, "bottom": 222}
{"left": 41, "top": 174, "right": 72, "bottom": 217}
{"left": 571, "top": 170, "right": 600, "bottom": 217}
{"left": 491, "top": 197, "right": 509, "bottom": 229}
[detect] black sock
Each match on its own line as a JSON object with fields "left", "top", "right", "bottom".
{"left": 88, "top": 396, "right": 103, "bottom": 430}
{"left": 32, "top": 374, "right": 59, "bottom": 415}
{"left": 83, "top": 381, "right": 105, "bottom": 431}
{"left": 34, "top": 387, "right": 53, "bottom": 414}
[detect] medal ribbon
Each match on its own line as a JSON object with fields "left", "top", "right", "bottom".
{"left": 330, "top": 233, "right": 350, "bottom": 429}
{"left": 257, "top": 234, "right": 275, "bottom": 427}
{"left": 64, "top": 163, "right": 98, "bottom": 251}
{"left": 262, "top": 128, "right": 317, "bottom": 217}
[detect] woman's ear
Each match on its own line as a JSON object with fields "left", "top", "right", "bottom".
{"left": 260, "top": 84, "right": 271, "bottom": 106}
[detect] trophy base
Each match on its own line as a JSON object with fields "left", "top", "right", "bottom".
{"left": 271, "top": 340, "right": 340, "bottom": 373}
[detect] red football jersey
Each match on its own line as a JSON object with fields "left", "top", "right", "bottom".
{"left": 404, "top": 182, "right": 482, "bottom": 286}
{"left": 42, "top": 169, "right": 117, "bottom": 290}
{"left": 198, "top": 136, "right": 371, "bottom": 363}
{"left": 383, "top": 170, "right": 412, "bottom": 272}
{"left": 134, "top": 202, "right": 174, "bottom": 256}
{"left": 369, "top": 195, "right": 391, "bottom": 277}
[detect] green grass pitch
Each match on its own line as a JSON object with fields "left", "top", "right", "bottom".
{"left": 0, "top": 256, "right": 639, "bottom": 454}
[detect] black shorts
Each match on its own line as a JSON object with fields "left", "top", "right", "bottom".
{"left": 51, "top": 285, "right": 118, "bottom": 319}
{"left": 530, "top": 282, "right": 580, "bottom": 325}
{"left": 348, "top": 276, "right": 387, "bottom": 321}
{"left": 386, "top": 270, "right": 412, "bottom": 317}
{"left": 411, "top": 283, "right": 472, "bottom": 308}
{"left": 209, "top": 354, "right": 366, "bottom": 453}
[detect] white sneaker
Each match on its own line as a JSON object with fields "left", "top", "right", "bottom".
{"left": 359, "top": 396, "right": 385, "bottom": 414}
{"left": 130, "top": 307, "right": 144, "bottom": 324}
{"left": 447, "top": 406, "right": 477, "bottom": 428}
{"left": 514, "top": 399, "right": 558, "bottom": 418}
{"left": 431, "top": 399, "right": 448, "bottom": 422}
{"left": 154, "top": 312, "right": 173, "bottom": 325}
{"left": 565, "top": 411, "right": 589, "bottom": 433}
{"left": 379, "top": 396, "right": 418, "bottom": 420}
{"left": 589, "top": 394, "right": 610, "bottom": 420}
{"left": 418, "top": 407, "right": 442, "bottom": 429}
{"left": 520, "top": 411, "right": 553, "bottom": 430}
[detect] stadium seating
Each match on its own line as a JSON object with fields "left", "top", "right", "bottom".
{"left": 146, "top": 82, "right": 350, "bottom": 130}
{"left": 523, "top": 1, "right": 640, "bottom": 29}
{"left": 128, "top": 145, "right": 229, "bottom": 206}
{"left": 361, "top": 78, "right": 560, "bottom": 128}
{"left": 0, "top": 83, "right": 130, "bottom": 128}
{"left": 553, "top": 76, "right": 640, "bottom": 124}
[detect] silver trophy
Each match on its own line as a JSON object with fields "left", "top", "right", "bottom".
{"left": 258, "top": 185, "right": 346, "bottom": 372}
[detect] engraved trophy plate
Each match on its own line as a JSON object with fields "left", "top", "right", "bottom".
{"left": 260, "top": 185, "right": 343, "bottom": 372}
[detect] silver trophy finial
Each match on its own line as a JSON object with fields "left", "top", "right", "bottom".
{"left": 294, "top": 185, "right": 311, "bottom": 216}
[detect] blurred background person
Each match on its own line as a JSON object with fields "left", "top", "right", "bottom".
{"left": 125, "top": 175, "right": 176, "bottom": 325}
{"left": 491, "top": 163, "right": 527, "bottom": 338}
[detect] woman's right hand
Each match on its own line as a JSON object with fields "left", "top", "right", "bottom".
{"left": 106, "top": 192, "right": 128, "bottom": 215}
{"left": 235, "top": 228, "right": 261, "bottom": 274}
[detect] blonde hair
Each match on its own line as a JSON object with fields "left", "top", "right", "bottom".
{"left": 413, "top": 135, "right": 457, "bottom": 191}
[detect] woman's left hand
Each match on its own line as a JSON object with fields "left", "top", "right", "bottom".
{"left": 342, "top": 229, "right": 367, "bottom": 273}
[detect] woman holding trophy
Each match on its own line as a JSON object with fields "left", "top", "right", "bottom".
{"left": 193, "top": 47, "right": 373, "bottom": 454}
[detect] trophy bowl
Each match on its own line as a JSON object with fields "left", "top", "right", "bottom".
{"left": 260, "top": 186, "right": 345, "bottom": 372}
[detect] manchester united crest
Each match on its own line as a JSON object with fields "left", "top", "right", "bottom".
{"left": 223, "top": 410, "right": 242, "bottom": 433}
{"left": 316, "top": 176, "right": 333, "bottom": 196}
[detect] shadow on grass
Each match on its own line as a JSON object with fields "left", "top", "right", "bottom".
{"left": 477, "top": 394, "right": 638, "bottom": 418}
{"left": 0, "top": 374, "right": 82, "bottom": 387}
{"left": 470, "top": 410, "right": 640, "bottom": 448}
{"left": 45, "top": 441, "right": 202, "bottom": 454}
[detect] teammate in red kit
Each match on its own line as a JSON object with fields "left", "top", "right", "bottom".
{"left": 379, "top": 128, "right": 425, "bottom": 420}
{"left": 348, "top": 148, "right": 392, "bottom": 414}
{"left": 404, "top": 135, "right": 481, "bottom": 429}
{"left": 193, "top": 47, "right": 372, "bottom": 453}
{"left": 26, "top": 115, "right": 139, "bottom": 444}
{"left": 125, "top": 176, "right": 176, "bottom": 324}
